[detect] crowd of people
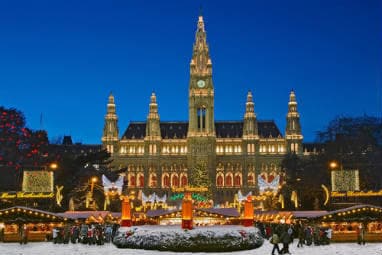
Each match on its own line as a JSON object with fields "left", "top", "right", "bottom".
{"left": 256, "top": 222, "right": 333, "bottom": 255}
{"left": 52, "top": 224, "right": 119, "bottom": 245}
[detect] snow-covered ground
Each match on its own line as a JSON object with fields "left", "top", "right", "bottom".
{"left": 2, "top": 241, "right": 382, "bottom": 255}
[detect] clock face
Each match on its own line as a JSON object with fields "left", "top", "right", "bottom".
{"left": 197, "top": 80, "right": 206, "bottom": 88}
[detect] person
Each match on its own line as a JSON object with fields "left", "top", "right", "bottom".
{"left": 270, "top": 232, "right": 281, "bottom": 255}
{"left": 280, "top": 225, "right": 293, "bottom": 254}
{"left": 19, "top": 224, "right": 28, "bottom": 244}
{"left": 52, "top": 227, "right": 59, "bottom": 244}
{"left": 357, "top": 223, "right": 366, "bottom": 245}
{"left": 297, "top": 225, "right": 305, "bottom": 247}
{"left": 325, "top": 227, "right": 332, "bottom": 244}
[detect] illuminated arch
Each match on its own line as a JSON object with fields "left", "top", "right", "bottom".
{"left": 234, "top": 173, "right": 242, "bottom": 187}
{"left": 180, "top": 173, "right": 188, "bottom": 187}
{"left": 171, "top": 174, "right": 179, "bottom": 187}
{"left": 216, "top": 173, "right": 224, "bottom": 187}
{"left": 225, "top": 173, "right": 233, "bottom": 187}
{"left": 162, "top": 173, "right": 170, "bottom": 188}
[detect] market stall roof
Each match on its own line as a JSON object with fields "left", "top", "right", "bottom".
{"left": 254, "top": 210, "right": 327, "bottom": 222}
{"left": 0, "top": 206, "right": 69, "bottom": 223}
{"left": 198, "top": 208, "right": 240, "bottom": 217}
{"left": 146, "top": 208, "right": 240, "bottom": 218}
{"left": 316, "top": 204, "right": 382, "bottom": 222}
{"left": 57, "top": 211, "right": 121, "bottom": 222}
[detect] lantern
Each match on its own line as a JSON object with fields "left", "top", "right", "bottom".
{"left": 182, "top": 192, "right": 193, "bottom": 229}
{"left": 121, "top": 196, "right": 132, "bottom": 227}
{"left": 242, "top": 196, "right": 254, "bottom": 227}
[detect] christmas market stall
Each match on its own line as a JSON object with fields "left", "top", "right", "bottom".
{"left": 0, "top": 206, "right": 70, "bottom": 242}
{"left": 146, "top": 208, "right": 240, "bottom": 226}
{"left": 254, "top": 210, "right": 327, "bottom": 224}
{"left": 314, "top": 204, "right": 382, "bottom": 242}
{"left": 57, "top": 211, "right": 120, "bottom": 225}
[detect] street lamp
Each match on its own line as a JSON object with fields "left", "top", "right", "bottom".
{"left": 49, "top": 163, "right": 58, "bottom": 170}
{"left": 91, "top": 177, "right": 98, "bottom": 194}
{"left": 329, "top": 161, "right": 338, "bottom": 170}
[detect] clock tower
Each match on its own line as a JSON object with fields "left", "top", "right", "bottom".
{"left": 187, "top": 15, "right": 216, "bottom": 185}
{"left": 188, "top": 15, "right": 214, "bottom": 136}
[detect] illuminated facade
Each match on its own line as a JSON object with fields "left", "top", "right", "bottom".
{"left": 102, "top": 15, "right": 303, "bottom": 203}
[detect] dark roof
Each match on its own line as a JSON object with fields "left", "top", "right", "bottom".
{"left": 122, "top": 120, "right": 282, "bottom": 140}
{"left": 303, "top": 142, "right": 325, "bottom": 152}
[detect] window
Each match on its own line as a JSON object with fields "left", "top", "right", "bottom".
{"left": 129, "top": 175, "right": 136, "bottom": 187}
{"left": 181, "top": 175, "right": 188, "bottom": 187}
{"left": 149, "top": 174, "right": 157, "bottom": 187}
{"left": 163, "top": 175, "right": 170, "bottom": 188}
{"left": 216, "top": 175, "right": 223, "bottom": 187}
{"left": 248, "top": 174, "right": 254, "bottom": 186}
{"left": 225, "top": 175, "right": 232, "bottom": 187}
{"left": 172, "top": 175, "right": 179, "bottom": 187}
{"left": 197, "top": 107, "right": 206, "bottom": 131}
{"left": 138, "top": 174, "right": 144, "bottom": 188}
{"left": 234, "top": 174, "right": 241, "bottom": 186}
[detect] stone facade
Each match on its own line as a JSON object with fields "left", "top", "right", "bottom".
{"left": 102, "top": 15, "right": 303, "bottom": 204}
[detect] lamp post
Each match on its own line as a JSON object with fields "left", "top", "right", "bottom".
{"left": 91, "top": 177, "right": 98, "bottom": 194}
{"left": 329, "top": 161, "right": 339, "bottom": 170}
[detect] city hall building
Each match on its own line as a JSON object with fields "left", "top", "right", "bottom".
{"left": 101, "top": 15, "right": 303, "bottom": 204}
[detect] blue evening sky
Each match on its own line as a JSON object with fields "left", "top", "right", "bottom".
{"left": 0, "top": 0, "right": 381, "bottom": 144}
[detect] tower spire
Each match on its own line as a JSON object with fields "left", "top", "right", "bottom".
{"left": 146, "top": 92, "right": 161, "bottom": 138}
{"left": 286, "top": 90, "right": 303, "bottom": 154}
{"left": 190, "top": 13, "right": 212, "bottom": 76}
{"left": 102, "top": 92, "right": 119, "bottom": 154}
{"left": 243, "top": 91, "right": 258, "bottom": 138}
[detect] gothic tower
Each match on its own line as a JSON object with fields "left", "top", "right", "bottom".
{"left": 187, "top": 15, "right": 216, "bottom": 183}
{"left": 145, "top": 92, "right": 161, "bottom": 155}
{"left": 243, "top": 91, "right": 259, "bottom": 139}
{"left": 102, "top": 92, "right": 119, "bottom": 154}
{"left": 285, "top": 90, "right": 303, "bottom": 154}
{"left": 243, "top": 90, "right": 259, "bottom": 155}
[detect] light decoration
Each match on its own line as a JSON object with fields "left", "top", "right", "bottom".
{"left": 331, "top": 169, "right": 359, "bottom": 192}
{"left": 22, "top": 171, "right": 54, "bottom": 193}
{"left": 258, "top": 174, "right": 280, "bottom": 194}
{"left": 181, "top": 192, "right": 193, "bottom": 230}
{"left": 242, "top": 196, "right": 254, "bottom": 227}
{"left": 121, "top": 196, "right": 132, "bottom": 227}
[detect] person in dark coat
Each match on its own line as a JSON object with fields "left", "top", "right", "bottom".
{"left": 280, "top": 225, "right": 293, "bottom": 254}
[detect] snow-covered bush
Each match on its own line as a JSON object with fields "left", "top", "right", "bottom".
{"left": 113, "top": 225, "right": 264, "bottom": 252}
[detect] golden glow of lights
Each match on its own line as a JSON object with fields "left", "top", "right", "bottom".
{"left": 91, "top": 177, "right": 98, "bottom": 183}
{"left": 50, "top": 163, "right": 58, "bottom": 170}
{"left": 329, "top": 161, "right": 338, "bottom": 169}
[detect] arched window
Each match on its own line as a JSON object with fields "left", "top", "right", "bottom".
{"left": 225, "top": 175, "right": 232, "bottom": 187}
{"left": 163, "top": 174, "right": 170, "bottom": 188}
{"left": 138, "top": 174, "right": 144, "bottom": 188}
{"left": 216, "top": 175, "right": 223, "bottom": 187}
{"left": 150, "top": 174, "right": 157, "bottom": 187}
{"left": 171, "top": 175, "right": 179, "bottom": 187}
{"left": 129, "top": 175, "right": 136, "bottom": 187}
{"left": 181, "top": 175, "right": 188, "bottom": 187}
{"left": 248, "top": 173, "right": 255, "bottom": 186}
{"left": 268, "top": 174, "right": 275, "bottom": 183}
{"left": 234, "top": 174, "right": 241, "bottom": 186}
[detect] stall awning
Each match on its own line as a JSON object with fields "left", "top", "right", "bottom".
{"left": 0, "top": 206, "right": 68, "bottom": 223}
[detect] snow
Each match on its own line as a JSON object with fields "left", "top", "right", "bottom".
{"left": 113, "top": 225, "right": 263, "bottom": 251}
{"left": 2, "top": 240, "right": 382, "bottom": 255}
